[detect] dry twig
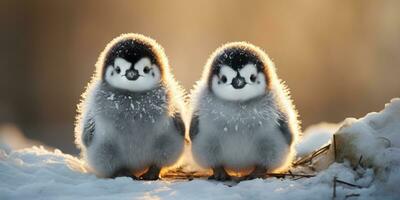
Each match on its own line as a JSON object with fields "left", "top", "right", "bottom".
{"left": 332, "top": 176, "right": 337, "bottom": 199}
{"left": 345, "top": 193, "right": 360, "bottom": 199}
{"left": 293, "top": 144, "right": 331, "bottom": 166}
{"left": 333, "top": 134, "right": 337, "bottom": 161}
{"left": 335, "top": 179, "right": 363, "bottom": 188}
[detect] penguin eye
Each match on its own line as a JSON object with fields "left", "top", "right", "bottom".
{"left": 115, "top": 66, "right": 121, "bottom": 74}
{"left": 220, "top": 75, "right": 227, "bottom": 83}
{"left": 143, "top": 66, "right": 150, "bottom": 74}
{"left": 250, "top": 74, "right": 257, "bottom": 82}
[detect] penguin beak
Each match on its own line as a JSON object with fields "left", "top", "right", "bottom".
{"left": 125, "top": 69, "right": 140, "bottom": 81}
{"left": 231, "top": 76, "right": 246, "bottom": 89}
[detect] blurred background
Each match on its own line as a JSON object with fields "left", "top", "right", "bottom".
{"left": 0, "top": 0, "right": 399, "bottom": 154}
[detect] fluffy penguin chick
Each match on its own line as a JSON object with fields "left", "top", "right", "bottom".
{"left": 75, "top": 34, "right": 185, "bottom": 180}
{"left": 190, "top": 42, "right": 300, "bottom": 181}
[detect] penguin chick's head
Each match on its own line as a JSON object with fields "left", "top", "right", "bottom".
{"left": 206, "top": 42, "right": 273, "bottom": 101}
{"left": 100, "top": 34, "right": 166, "bottom": 92}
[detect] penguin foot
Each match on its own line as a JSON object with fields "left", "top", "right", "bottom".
{"left": 140, "top": 165, "right": 161, "bottom": 180}
{"left": 208, "top": 166, "right": 231, "bottom": 181}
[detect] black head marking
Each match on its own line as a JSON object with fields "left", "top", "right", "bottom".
{"left": 207, "top": 46, "right": 267, "bottom": 88}
{"left": 211, "top": 47, "right": 264, "bottom": 75}
{"left": 103, "top": 39, "right": 160, "bottom": 79}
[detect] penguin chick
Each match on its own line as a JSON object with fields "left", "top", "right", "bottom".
{"left": 75, "top": 33, "right": 185, "bottom": 180}
{"left": 189, "top": 42, "right": 300, "bottom": 181}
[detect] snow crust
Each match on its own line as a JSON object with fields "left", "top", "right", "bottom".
{"left": 1, "top": 98, "right": 400, "bottom": 199}
{"left": 335, "top": 98, "right": 400, "bottom": 167}
{"left": 334, "top": 98, "right": 400, "bottom": 197}
{"left": 0, "top": 146, "right": 381, "bottom": 200}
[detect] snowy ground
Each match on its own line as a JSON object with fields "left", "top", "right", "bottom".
{"left": 1, "top": 98, "right": 399, "bottom": 200}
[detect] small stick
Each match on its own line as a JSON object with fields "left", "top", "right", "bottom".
{"left": 335, "top": 179, "right": 363, "bottom": 188}
{"left": 331, "top": 177, "right": 363, "bottom": 200}
{"left": 358, "top": 155, "right": 363, "bottom": 166}
{"left": 333, "top": 134, "right": 337, "bottom": 161}
{"left": 293, "top": 177, "right": 304, "bottom": 181}
{"left": 353, "top": 155, "right": 364, "bottom": 170}
{"left": 267, "top": 173, "right": 315, "bottom": 178}
{"left": 288, "top": 170, "right": 295, "bottom": 178}
{"left": 345, "top": 193, "right": 360, "bottom": 199}
{"left": 332, "top": 176, "right": 337, "bottom": 199}
{"left": 293, "top": 144, "right": 331, "bottom": 166}
{"left": 162, "top": 169, "right": 316, "bottom": 181}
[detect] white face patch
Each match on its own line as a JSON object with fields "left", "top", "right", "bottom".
{"left": 211, "top": 64, "right": 266, "bottom": 101}
{"left": 105, "top": 57, "right": 161, "bottom": 92}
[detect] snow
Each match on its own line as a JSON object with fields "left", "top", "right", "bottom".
{"left": 334, "top": 98, "right": 400, "bottom": 167}
{"left": 0, "top": 146, "right": 380, "bottom": 200}
{"left": 333, "top": 98, "right": 400, "bottom": 198}
{"left": 295, "top": 122, "right": 340, "bottom": 157}
{"left": 1, "top": 98, "right": 400, "bottom": 199}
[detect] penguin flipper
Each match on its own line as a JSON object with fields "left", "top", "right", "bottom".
{"left": 189, "top": 112, "right": 199, "bottom": 141}
{"left": 172, "top": 112, "right": 185, "bottom": 137}
{"left": 82, "top": 116, "right": 95, "bottom": 147}
{"left": 277, "top": 113, "right": 292, "bottom": 145}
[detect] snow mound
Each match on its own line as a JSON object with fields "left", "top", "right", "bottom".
{"left": 335, "top": 98, "right": 400, "bottom": 168}
{"left": 1, "top": 98, "right": 400, "bottom": 199}
{"left": 334, "top": 98, "right": 400, "bottom": 197}
{"left": 0, "top": 146, "right": 381, "bottom": 200}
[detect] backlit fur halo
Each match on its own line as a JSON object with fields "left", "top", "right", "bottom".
{"left": 196, "top": 41, "right": 302, "bottom": 171}
{"left": 95, "top": 33, "right": 184, "bottom": 113}
{"left": 75, "top": 34, "right": 187, "bottom": 153}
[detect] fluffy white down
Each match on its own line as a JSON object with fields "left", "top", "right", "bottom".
{"left": 75, "top": 34, "right": 188, "bottom": 178}
{"left": 77, "top": 82, "right": 183, "bottom": 177}
{"left": 105, "top": 57, "right": 161, "bottom": 92}
{"left": 191, "top": 82, "right": 290, "bottom": 171}
{"left": 86, "top": 112, "right": 178, "bottom": 177}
